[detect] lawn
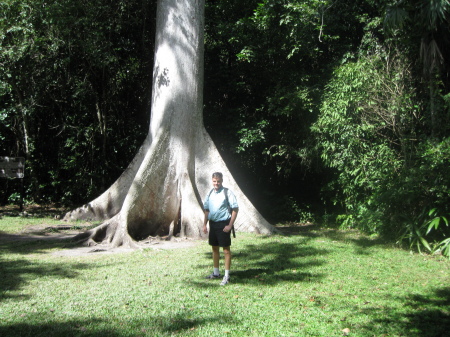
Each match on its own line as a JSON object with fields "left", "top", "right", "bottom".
{"left": 0, "top": 217, "right": 449, "bottom": 336}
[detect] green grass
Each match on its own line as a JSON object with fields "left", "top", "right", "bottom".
{"left": 0, "top": 219, "right": 449, "bottom": 337}
{"left": 0, "top": 215, "right": 99, "bottom": 236}
{"left": 0, "top": 216, "right": 63, "bottom": 234}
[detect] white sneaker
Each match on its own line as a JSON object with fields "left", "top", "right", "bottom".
{"left": 220, "top": 275, "right": 230, "bottom": 286}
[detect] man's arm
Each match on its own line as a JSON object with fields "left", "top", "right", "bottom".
{"left": 224, "top": 208, "right": 239, "bottom": 233}
{"left": 203, "top": 210, "right": 210, "bottom": 234}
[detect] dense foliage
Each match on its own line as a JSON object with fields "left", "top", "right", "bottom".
{"left": 0, "top": 0, "right": 155, "bottom": 204}
{"left": 1, "top": 0, "right": 449, "bottom": 255}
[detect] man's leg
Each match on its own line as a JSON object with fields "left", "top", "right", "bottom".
{"left": 206, "top": 246, "right": 221, "bottom": 279}
{"left": 220, "top": 246, "right": 231, "bottom": 285}
{"left": 212, "top": 246, "right": 220, "bottom": 269}
{"left": 223, "top": 246, "right": 231, "bottom": 271}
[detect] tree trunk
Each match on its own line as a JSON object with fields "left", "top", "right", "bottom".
{"left": 65, "top": 0, "right": 275, "bottom": 247}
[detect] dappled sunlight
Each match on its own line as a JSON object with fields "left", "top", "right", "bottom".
{"left": 357, "top": 287, "right": 450, "bottom": 336}
{"left": 194, "top": 234, "right": 328, "bottom": 287}
{"left": 0, "top": 225, "right": 448, "bottom": 336}
{"left": 0, "top": 256, "right": 92, "bottom": 302}
{"left": 232, "top": 239, "right": 327, "bottom": 285}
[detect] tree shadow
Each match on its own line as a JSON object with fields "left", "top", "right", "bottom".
{"left": 0, "top": 313, "right": 235, "bottom": 337}
{"left": 356, "top": 287, "right": 450, "bottom": 337}
{"left": 298, "top": 228, "right": 396, "bottom": 255}
{"left": 0, "top": 318, "right": 116, "bottom": 337}
{"left": 0, "top": 257, "right": 91, "bottom": 301}
{"left": 0, "top": 235, "right": 80, "bottom": 292}
{"left": 194, "top": 235, "right": 328, "bottom": 286}
{"left": 0, "top": 234, "right": 78, "bottom": 255}
{"left": 276, "top": 225, "right": 393, "bottom": 257}
{"left": 234, "top": 239, "right": 327, "bottom": 284}
{"left": 156, "top": 312, "right": 235, "bottom": 333}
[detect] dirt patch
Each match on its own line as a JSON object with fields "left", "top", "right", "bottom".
{"left": 53, "top": 237, "right": 201, "bottom": 257}
{"left": 0, "top": 215, "right": 202, "bottom": 257}
{"left": 1, "top": 205, "right": 314, "bottom": 257}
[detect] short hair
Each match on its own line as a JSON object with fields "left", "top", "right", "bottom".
{"left": 212, "top": 172, "right": 223, "bottom": 180}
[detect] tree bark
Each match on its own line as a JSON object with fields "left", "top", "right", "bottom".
{"left": 65, "top": 0, "right": 275, "bottom": 247}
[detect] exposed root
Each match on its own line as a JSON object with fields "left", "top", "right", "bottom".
{"left": 84, "top": 238, "right": 99, "bottom": 247}
{"left": 72, "top": 216, "right": 121, "bottom": 246}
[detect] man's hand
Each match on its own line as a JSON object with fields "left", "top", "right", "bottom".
{"left": 223, "top": 224, "right": 233, "bottom": 233}
{"left": 203, "top": 225, "right": 208, "bottom": 234}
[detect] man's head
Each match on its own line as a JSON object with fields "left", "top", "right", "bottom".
{"left": 212, "top": 172, "right": 223, "bottom": 191}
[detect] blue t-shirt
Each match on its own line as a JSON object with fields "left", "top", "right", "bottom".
{"left": 203, "top": 187, "right": 238, "bottom": 222}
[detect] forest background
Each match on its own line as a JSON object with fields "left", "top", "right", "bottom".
{"left": 1, "top": 0, "right": 449, "bottom": 255}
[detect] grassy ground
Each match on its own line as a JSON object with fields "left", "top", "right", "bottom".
{"left": 0, "top": 216, "right": 449, "bottom": 337}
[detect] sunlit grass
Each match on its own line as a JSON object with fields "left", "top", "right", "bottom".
{"left": 0, "top": 223, "right": 449, "bottom": 336}
{"left": 0, "top": 215, "right": 99, "bottom": 236}
{"left": 0, "top": 216, "right": 64, "bottom": 233}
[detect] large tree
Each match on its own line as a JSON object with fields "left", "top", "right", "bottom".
{"left": 65, "top": 0, "right": 274, "bottom": 247}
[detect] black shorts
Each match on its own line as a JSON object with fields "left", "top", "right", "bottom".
{"left": 208, "top": 220, "right": 231, "bottom": 247}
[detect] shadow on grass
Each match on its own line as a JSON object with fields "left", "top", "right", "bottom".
{"left": 234, "top": 239, "right": 327, "bottom": 284}
{"left": 0, "top": 318, "right": 115, "bottom": 337}
{"left": 196, "top": 235, "right": 328, "bottom": 287}
{"left": 157, "top": 312, "right": 235, "bottom": 333}
{"left": 358, "top": 287, "right": 450, "bottom": 337}
{"left": 296, "top": 227, "right": 395, "bottom": 254}
{"left": 0, "top": 254, "right": 92, "bottom": 302}
{"left": 0, "top": 234, "right": 76, "bottom": 254}
{"left": 0, "top": 313, "right": 234, "bottom": 337}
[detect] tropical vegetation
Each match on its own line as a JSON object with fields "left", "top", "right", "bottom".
{"left": 1, "top": 0, "right": 450, "bottom": 256}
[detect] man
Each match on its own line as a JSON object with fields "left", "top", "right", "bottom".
{"left": 203, "top": 172, "right": 239, "bottom": 286}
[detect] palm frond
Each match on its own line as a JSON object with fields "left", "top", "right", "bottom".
{"left": 421, "top": 0, "right": 450, "bottom": 28}
{"left": 420, "top": 36, "right": 444, "bottom": 74}
{"left": 384, "top": 6, "right": 409, "bottom": 34}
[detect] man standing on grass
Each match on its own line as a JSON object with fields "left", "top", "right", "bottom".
{"left": 203, "top": 172, "right": 239, "bottom": 286}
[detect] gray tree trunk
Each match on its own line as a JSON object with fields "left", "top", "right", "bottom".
{"left": 64, "top": 0, "right": 275, "bottom": 247}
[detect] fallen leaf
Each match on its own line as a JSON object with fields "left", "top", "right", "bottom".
{"left": 342, "top": 328, "right": 350, "bottom": 335}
